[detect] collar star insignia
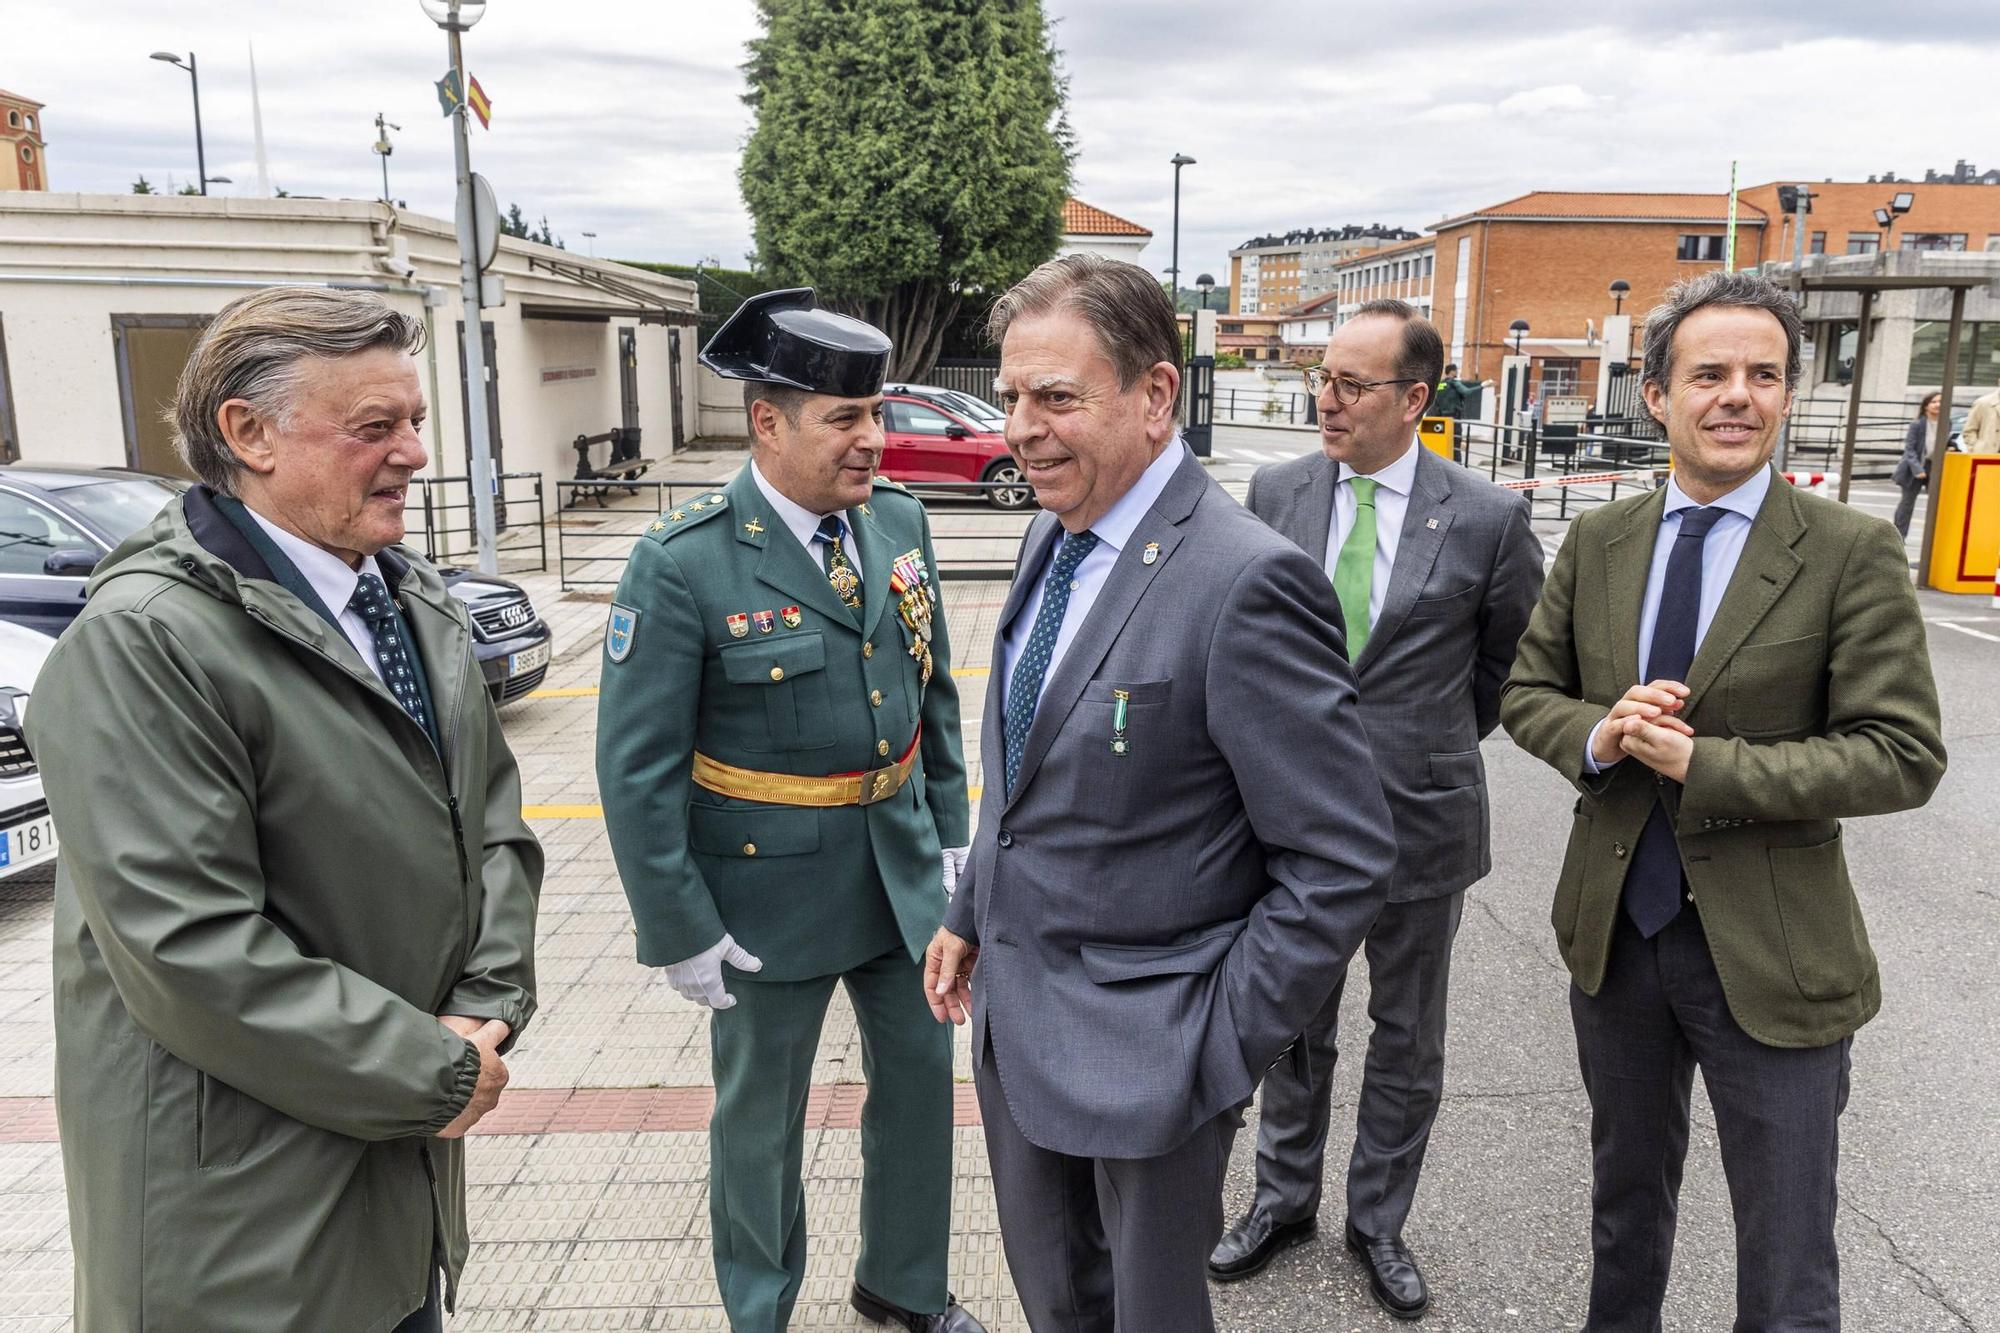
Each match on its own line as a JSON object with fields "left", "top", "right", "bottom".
{"left": 689, "top": 501, "right": 708, "bottom": 512}
{"left": 668, "top": 509, "right": 687, "bottom": 521}
{"left": 744, "top": 519, "right": 766, "bottom": 535}
{"left": 649, "top": 520, "right": 666, "bottom": 533}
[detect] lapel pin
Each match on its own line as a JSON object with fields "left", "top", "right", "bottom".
{"left": 1142, "top": 542, "right": 1160, "bottom": 566}
{"left": 744, "top": 519, "right": 765, "bottom": 536}
{"left": 1426, "top": 517, "right": 1439, "bottom": 530}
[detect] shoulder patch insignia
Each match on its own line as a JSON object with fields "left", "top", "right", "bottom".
{"left": 607, "top": 603, "right": 640, "bottom": 662}
{"left": 645, "top": 493, "right": 730, "bottom": 543}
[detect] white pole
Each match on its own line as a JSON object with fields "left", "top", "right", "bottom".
{"left": 448, "top": 22, "right": 498, "bottom": 574}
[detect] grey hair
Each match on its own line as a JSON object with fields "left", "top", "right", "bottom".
{"left": 1640, "top": 270, "right": 1804, "bottom": 404}
{"left": 986, "top": 253, "right": 1183, "bottom": 404}
{"left": 171, "top": 286, "right": 426, "bottom": 495}
{"left": 742, "top": 380, "right": 809, "bottom": 431}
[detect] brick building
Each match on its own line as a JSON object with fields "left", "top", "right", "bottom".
{"left": 1229, "top": 224, "right": 1419, "bottom": 314}
{"left": 0, "top": 91, "right": 48, "bottom": 192}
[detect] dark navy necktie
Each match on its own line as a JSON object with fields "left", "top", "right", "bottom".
{"left": 348, "top": 572, "right": 433, "bottom": 734}
{"left": 1003, "top": 529, "right": 1100, "bottom": 796}
{"left": 1624, "top": 505, "right": 1727, "bottom": 937}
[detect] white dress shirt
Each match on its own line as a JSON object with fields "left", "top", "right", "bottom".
{"left": 1001, "top": 439, "right": 1184, "bottom": 710}
{"left": 244, "top": 506, "right": 389, "bottom": 683}
{"left": 751, "top": 459, "right": 862, "bottom": 580}
{"left": 1323, "top": 438, "right": 1421, "bottom": 626}
{"left": 1583, "top": 466, "right": 1773, "bottom": 772}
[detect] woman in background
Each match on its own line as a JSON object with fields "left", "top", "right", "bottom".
{"left": 1893, "top": 391, "right": 1940, "bottom": 538}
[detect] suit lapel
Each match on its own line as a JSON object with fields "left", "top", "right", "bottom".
{"left": 1682, "top": 474, "right": 1805, "bottom": 710}
{"left": 1603, "top": 485, "right": 1667, "bottom": 689}
{"left": 730, "top": 470, "right": 856, "bottom": 629}
{"left": 852, "top": 498, "right": 896, "bottom": 642}
{"left": 1291, "top": 454, "right": 1336, "bottom": 568}
{"left": 1355, "top": 449, "right": 1451, "bottom": 675}
{"left": 1004, "top": 448, "right": 1205, "bottom": 810}
{"left": 996, "top": 513, "right": 1063, "bottom": 643}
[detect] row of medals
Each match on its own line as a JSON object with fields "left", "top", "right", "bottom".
{"left": 725, "top": 548, "right": 933, "bottom": 687}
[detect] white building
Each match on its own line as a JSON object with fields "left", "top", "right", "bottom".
{"left": 1058, "top": 198, "right": 1153, "bottom": 264}
{"left": 0, "top": 193, "right": 702, "bottom": 489}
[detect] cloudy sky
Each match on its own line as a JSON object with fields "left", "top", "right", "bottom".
{"left": 14, "top": 1, "right": 1998, "bottom": 283}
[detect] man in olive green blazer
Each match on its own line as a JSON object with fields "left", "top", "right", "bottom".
{"left": 1502, "top": 272, "right": 1945, "bottom": 1332}
{"left": 597, "top": 291, "right": 981, "bottom": 1333}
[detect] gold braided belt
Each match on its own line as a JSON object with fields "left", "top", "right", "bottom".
{"left": 692, "top": 728, "right": 922, "bottom": 808}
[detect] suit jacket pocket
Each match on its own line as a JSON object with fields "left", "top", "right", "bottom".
{"left": 196, "top": 1071, "right": 258, "bottom": 1169}
{"left": 1769, "top": 827, "right": 1872, "bottom": 1001}
{"left": 1079, "top": 920, "right": 1246, "bottom": 984}
{"left": 689, "top": 803, "right": 821, "bottom": 858}
{"left": 719, "top": 633, "right": 834, "bottom": 751}
{"left": 1726, "top": 634, "right": 1824, "bottom": 738}
{"left": 1080, "top": 679, "right": 1172, "bottom": 707}
{"left": 1428, "top": 749, "right": 1484, "bottom": 789}
{"left": 1405, "top": 584, "right": 1479, "bottom": 620}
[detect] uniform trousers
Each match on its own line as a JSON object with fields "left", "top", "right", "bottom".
{"left": 1252, "top": 891, "right": 1464, "bottom": 1238}
{"left": 1571, "top": 907, "right": 1851, "bottom": 1333}
{"left": 709, "top": 946, "right": 955, "bottom": 1333}
{"left": 977, "top": 1048, "right": 1242, "bottom": 1333}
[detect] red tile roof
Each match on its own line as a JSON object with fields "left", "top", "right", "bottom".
{"left": 1063, "top": 198, "right": 1152, "bottom": 238}
{"left": 1436, "top": 191, "right": 1770, "bottom": 229}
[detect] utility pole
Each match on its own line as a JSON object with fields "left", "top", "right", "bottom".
{"left": 372, "top": 113, "right": 401, "bottom": 203}
{"left": 1776, "top": 184, "right": 1812, "bottom": 471}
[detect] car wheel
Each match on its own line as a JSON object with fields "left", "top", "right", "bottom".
{"left": 983, "top": 460, "right": 1033, "bottom": 510}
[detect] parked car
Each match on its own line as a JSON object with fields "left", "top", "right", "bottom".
{"left": 0, "top": 465, "right": 552, "bottom": 705}
{"left": 884, "top": 382, "right": 1009, "bottom": 432}
{"left": 0, "top": 620, "right": 57, "bottom": 880}
{"left": 879, "top": 392, "right": 1032, "bottom": 510}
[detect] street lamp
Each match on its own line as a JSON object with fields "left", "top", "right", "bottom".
{"left": 1609, "top": 279, "right": 1630, "bottom": 316}
{"left": 420, "top": 0, "right": 500, "bottom": 573}
{"left": 1509, "top": 319, "right": 1530, "bottom": 355}
{"left": 582, "top": 231, "right": 597, "bottom": 258}
{"left": 1169, "top": 152, "right": 1196, "bottom": 302}
{"left": 149, "top": 52, "right": 209, "bottom": 196}
{"left": 1195, "top": 273, "right": 1215, "bottom": 310}
{"left": 1880, "top": 191, "right": 1914, "bottom": 251}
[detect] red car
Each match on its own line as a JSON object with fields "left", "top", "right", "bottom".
{"left": 879, "top": 391, "right": 1032, "bottom": 509}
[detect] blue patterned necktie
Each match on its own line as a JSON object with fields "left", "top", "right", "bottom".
{"left": 1003, "top": 529, "right": 1100, "bottom": 795}
{"left": 348, "top": 572, "right": 433, "bottom": 734}
{"left": 1623, "top": 505, "right": 1727, "bottom": 937}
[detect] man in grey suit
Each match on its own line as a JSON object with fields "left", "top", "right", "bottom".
{"left": 1210, "top": 300, "right": 1543, "bottom": 1319}
{"left": 923, "top": 254, "right": 1396, "bottom": 1333}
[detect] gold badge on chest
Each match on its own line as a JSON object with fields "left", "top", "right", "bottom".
{"left": 888, "top": 548, "right": 935, "bottom": 686}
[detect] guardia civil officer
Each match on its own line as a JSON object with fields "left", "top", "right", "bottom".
{"left": 597, "top": 290, "right": 983, "bottom": 1333}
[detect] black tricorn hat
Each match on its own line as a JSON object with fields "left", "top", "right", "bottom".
{"left": 698, "top": 287, "right": 892, "bottom": 398}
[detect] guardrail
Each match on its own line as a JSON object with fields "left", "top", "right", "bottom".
{"left": 410, "top": 472, "right": 548, "bottom": 572}
{"left": 552, "top": 478, "right": 1036, "bottom": 590}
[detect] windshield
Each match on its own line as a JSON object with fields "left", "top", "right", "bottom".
{"left": 57, "top": 479, "right": 181, "bottom": 541}
{"left": 941, "top": 391, "right": 1005, "bottom": 426}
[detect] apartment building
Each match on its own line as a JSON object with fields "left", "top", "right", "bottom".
{"left": 1229, "top": 223, "right": 1419, "bottom": 313}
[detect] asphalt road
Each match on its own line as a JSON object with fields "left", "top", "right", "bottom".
{"left": 1186, "top": 427, "right": 1999, "bottom": 1332}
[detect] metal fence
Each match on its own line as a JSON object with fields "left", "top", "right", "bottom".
{"left": 410, "top": 472, "right": 548, "bottom": 572}
{"left": 925, "top": 359, "right": 1003, "bottom": 409}
{"left": 552, "top": 478, "right": 1036, "bottom": 590}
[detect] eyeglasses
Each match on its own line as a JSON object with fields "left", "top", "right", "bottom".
{"left": 1304, "top": 367, "right": 1422, "bottom": 405}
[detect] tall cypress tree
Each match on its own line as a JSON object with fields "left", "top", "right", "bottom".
{"left": 741, "top": 0, "right": 1073, "bottom": 379}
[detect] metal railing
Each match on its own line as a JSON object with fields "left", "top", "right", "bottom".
{"left": 410, "top": 472, "right": 548, "bottom": 573}
{"left": 553, "top": 478, "right": 1037, "bottom": 589}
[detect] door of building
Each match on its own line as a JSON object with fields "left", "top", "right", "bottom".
{"left": 111, "top": 314, "right": 208, "bottom": 479}
{"left": 667, "top": 328, "right": 686, "bottom": 452}
{"left": 456, "top": 319, "right": 506, "bottom": 526}
{"left": 619, "top": 327, "right": 641, "bottom": 451}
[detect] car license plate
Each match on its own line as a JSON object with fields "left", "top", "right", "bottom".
{"left": 0, "top": 813, "right": 57, "bottom": 871}
{"left": 508, "top": 641, "right": 551, "bottom": 677}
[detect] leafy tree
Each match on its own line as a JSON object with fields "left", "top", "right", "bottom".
{"left": 177, "top": 182, "right": 201, "bottom": 196}
{"left": 500, "top": 203, "right": 530, "bottom": 238}
{"left": 131, "top": 176, "right": 156, "bottom": 194}
{"left": 741, "top": 0, "right": 1073, "bottom": 379}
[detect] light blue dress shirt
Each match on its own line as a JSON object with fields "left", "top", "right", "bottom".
{"left": 1001, "top": 438, "right": 1185, "bottom": 711}
{"left": 1584, "top": 466, "right": 1773, "bottom": 773}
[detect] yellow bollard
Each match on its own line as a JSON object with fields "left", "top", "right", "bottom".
{"left": 1924, "top": 453, "right": 2000, "bottom": 593}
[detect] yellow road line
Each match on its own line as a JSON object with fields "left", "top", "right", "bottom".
{"left": 523, "top": 783, "right": 983, "bottom": 821}
{"left": 530, "top": 665, "right": 990, "bottom": 700}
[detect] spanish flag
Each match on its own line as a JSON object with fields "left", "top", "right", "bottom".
{"left": 467, "top": 74, "right": 492, "bottom": 129}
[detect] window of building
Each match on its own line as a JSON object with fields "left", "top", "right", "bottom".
{"left": 22, "top": 115, "right": 32, "bottom": 133}
{"left": 19, "top": 147, "right": 32, "bottom": 164}
{"left": 1909, "top": 320, "right": 2000, "bottom": 386}
{"left": 1846, "top": 232, "right": 1880, "bottom": 255}
{"left": 1222, "top": 322, "right": 1243, "bottom": 334}
{"left": 4, "top": 111, "right": 18, "bottom": 129}
{"left": 1676, "top": 234, "right": 1725, "bottom": 262}
{"left": 1900, "top": 232, "right": 1967, "bottom": 252}
{"left": 1815, "top": 321, "right": 1860, "bottom": 383}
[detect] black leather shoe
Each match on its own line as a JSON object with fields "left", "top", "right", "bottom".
{"left": 1207, "top": 1210, "right": 1318, "bottom": 1281}
{"left": 851, "top": 1282, "right": 988, "bottom": 1332}
{"left": 1344, "top": 1219, "right": 1430, "bottom": 1320}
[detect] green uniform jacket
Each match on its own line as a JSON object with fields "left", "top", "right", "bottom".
{"left": 28, "top": 488, "right": 543, "bottom": 1332}
{"left": 597, "top": 467, "right": 969, "bottom": 980}
{"left": 1500, "top": 471, "right": 1945, "bottom": 1047}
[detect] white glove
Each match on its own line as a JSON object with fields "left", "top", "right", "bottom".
{"left": 942, "top": 846, "right": 970, "bottom": 897}
{"left": 664, "top": 933, "right": 763, "bottom": 1009}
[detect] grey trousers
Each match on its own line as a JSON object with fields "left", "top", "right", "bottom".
{"left": 1251, "top": 891, "right": 1465, "bottom": 1238}
{"left": 977, "top": 1052, "right": 1243, "bottom": 1333}
{"left": 1571, "top": 908, "right": 1850, "bottom": 1333}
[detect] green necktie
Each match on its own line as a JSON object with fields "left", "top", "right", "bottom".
{"left": 1333, "top": 476, "right": 1379, "bottom": 658}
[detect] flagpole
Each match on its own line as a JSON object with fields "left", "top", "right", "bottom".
{"left": 1725, "top": 159, "right": 1740, "bottom": 269}
{"left": 446, "top": 13, "right": 499, "bottom": 574}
